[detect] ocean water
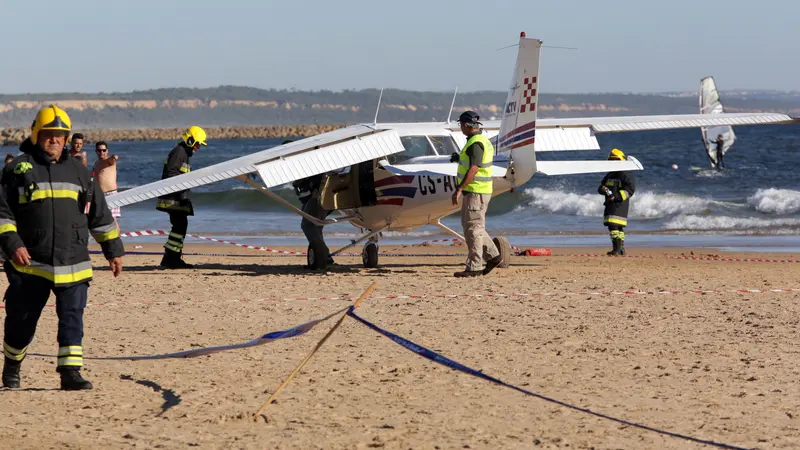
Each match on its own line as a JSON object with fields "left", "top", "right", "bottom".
{"left": 76, "top": 123, "right": 800, "bottom": 250}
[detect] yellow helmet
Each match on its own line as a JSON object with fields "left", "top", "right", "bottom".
{"left": 31, "top": 104, "right": 71, "bottom": 145}
{"left": 181, "top": 126, "right": 207, "bottom": 148}
{"left": 608, "top": 148, "right": 625, "bottom": 161}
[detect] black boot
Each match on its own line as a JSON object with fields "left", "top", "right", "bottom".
{"left": 160, "top": 251, "right": 193, "bottom": 269}
{"left": 2, "top": 358, "right": 21, "bottom": 388}
{"left": 607, "top": 239, "right": 622, "bottom": 256}
{"left": 171, "top": 255, "right": 194, "bottom": 269}
{"left": 618, "top": 240, "right": 625, "bottom": 256}
{"left": 59, "top": 368, "right": 93, "bottom": 391}
{"left": 160, "top": 251, "right": 171, "bottom": 268}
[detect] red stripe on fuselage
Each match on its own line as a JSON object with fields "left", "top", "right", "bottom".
{"left": 508, "top": 137, "right": 536, "bottom": 150}
{"left": 375, "top": 175, "right": 415, "bottom": 188}
{"left": 499, "top": 119, "right": 537, "bottom": 143}
{"left": 376, "top": 198, "right": 404, "bottom": 206}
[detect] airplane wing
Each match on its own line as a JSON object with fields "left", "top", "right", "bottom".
{"left": 536, "top": 156, "right": 644, "bottom": 176}
{"left": 106, "top": 125, "right": 405, "bottom": 208}
{"left": 537, "top": 112, "right": 796, "bottom": 132}
{"left": 479, "top": 112, "right": 795, "bottom": 134}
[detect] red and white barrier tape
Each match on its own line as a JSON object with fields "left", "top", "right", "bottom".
{"left": 380, "top": 238, "right": 461, "bottom": 254}
{"left": 117, "top": 230, "right": 465, "bottom": 257}
{"left": 4, "top": 288, "right": 796, "bottom": 310}
{"left": 119, "top": 230, "right": 166, "bottom": 237}
{"left": 114, "top": 230, "right": 796, "bottom": 263}
{"left": 382, "top": 239, "right": 523, "bottom": 254}
{"left": 556, "top": 253, "right": 800, "bottom": 264}
{"left": 187, "top": 234, "right": 306, "bottom": 255}
{"left": 117, "top": 229, "right": 306, "bottom": 255}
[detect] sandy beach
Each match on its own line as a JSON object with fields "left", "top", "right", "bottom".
{"left": 0, "top": 242, "right": 798, "bottom": 449}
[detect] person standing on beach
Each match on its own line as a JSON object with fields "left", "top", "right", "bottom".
{"left": 598, "top": 148, "right": 636, "bottom": 256}
{"left": 92, "top": 141, "right": 121, "bottom": 222}
{"left": 0, "top": 105, "right": 124, "bottom": 390}
{"left": 156, "top": 126, "right": 207, "bottom": 269}
{"left": 69, "top": 133, "right": 88, "bottom": 167}
{"left": 285, "top": 141, "right": 335, "bottom": 269}
{"left": 451, "top": 111, "right": 503, "bottom": 278}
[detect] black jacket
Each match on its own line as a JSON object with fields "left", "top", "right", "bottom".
{"left": 156, "top": 142, "right": 194, "bottom": 215}
{"left": 598, "top": 171, "right": 636, "bottom": 220}
{"left": 292, "top": 175, "right": 324, "bottom": 205}
{"left": 0, "top": 147, "right": 124, "bottom": 286}
{"left": 19, "top": 137, "right": 35, "bottom": 155}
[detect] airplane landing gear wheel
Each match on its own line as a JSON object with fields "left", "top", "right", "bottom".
{"left": 493, "top": 236, "right": 512, "bottom": 268}
{"left": 307, "top": 242, "right": 328, "bottom": 270}
{"left": 363, "top": 242, "right": 379, "bottom": 268}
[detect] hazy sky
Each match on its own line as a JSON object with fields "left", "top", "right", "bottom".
{"left": 1, "top": 0, "right": 796, "bottom": 94}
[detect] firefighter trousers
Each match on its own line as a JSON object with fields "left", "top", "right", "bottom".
{"left": 300, "top": 193, "right": 331, "bottom": 254}
{"left": 164, "top": 212, "right": 189, "bottom": 254}
{"left": 607, "top": 224, "right": 626, "bottom": 243}
{"left": 2, "top": 262, "right": 88, "bottom": 370}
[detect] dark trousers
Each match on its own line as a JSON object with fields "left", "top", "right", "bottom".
{"left": 300, "top": 194, "right": 331, "bottom": 254}
{"left": 2, "top": 263, "right": 88, "bottom": 370}
{"left": 164, "top": 212, "right": 189, "bottom": 254}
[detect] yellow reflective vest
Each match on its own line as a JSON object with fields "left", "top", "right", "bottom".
{"left": 457, "top": 133, "right": 494, "bottom": 194}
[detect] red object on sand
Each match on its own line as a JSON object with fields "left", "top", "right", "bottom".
{"left": 524, "top": 248, "right": 552, "bottom": 256}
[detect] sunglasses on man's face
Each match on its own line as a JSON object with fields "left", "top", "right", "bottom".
{"left": 96, "top": 149, "right": 108, "bottom": 152}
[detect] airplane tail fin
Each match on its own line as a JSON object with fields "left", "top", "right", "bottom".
{"left": 497, "top": 33, "right": 542, "bottom": 187}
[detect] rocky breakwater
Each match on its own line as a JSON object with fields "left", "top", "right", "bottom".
{"left": 0, "top": 124, "right": 348, "bottom": 147}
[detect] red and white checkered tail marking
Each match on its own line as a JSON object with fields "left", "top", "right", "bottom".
{"left": 520, "top": 77, "right": 537, "bottom": 113}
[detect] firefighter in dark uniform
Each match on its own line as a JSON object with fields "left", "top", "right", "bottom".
{"left": 0, "top": 105, "right": 124, "bottom": 390}
{"left": 286, "top": 141, "right": 335, "bottom": 269}
{"left": 156, "top": 126, "right": 207, "bottom": 269}
{"left": 598, "top": 148, "right": 636, "bottom": 256}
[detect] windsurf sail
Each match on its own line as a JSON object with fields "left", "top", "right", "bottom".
{"left": 699, "top": 77, "right": 736, "bottom": 168}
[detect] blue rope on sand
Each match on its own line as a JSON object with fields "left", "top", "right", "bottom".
{"left": 348, "top": 308, "right": 752, "bottom": 450}
{"left": 30, "top": 307, "right": 347, "bottom": 361}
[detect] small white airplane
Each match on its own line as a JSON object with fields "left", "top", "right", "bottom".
{"left": 107, "top": 32, "right": 796, "bottom": 269}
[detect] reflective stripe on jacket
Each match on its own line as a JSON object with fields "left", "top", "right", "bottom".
{"left": 0, "top": 150, "right": 124, "bottom": 286}
{"left": 599, "top": 170, "right": 636, "bottom": 226}
{"left": 156, "top": 142, "right": 194, "bottom": 215}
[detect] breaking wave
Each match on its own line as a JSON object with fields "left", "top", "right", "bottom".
{"left": 520, "top": 188, "right": 727, "bottom": 219}
{"left": 664, "top": 215, "right": 800, "bottom": 231}
{"left": 747, "top": 188, "right": 800, "bottom": 215}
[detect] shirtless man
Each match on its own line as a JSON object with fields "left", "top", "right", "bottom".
{"left": 93, "top": 141, "right": 121, "bottom": 219}
{"left": 69, "top": 133, "right": 88, "bottom": 167}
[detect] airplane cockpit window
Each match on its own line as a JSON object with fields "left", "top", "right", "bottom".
{"left": 387, "top": 136, "right": 438, "bottom": 164}
{"left": 428, "top": 135, "right": 460, "bottom": 155}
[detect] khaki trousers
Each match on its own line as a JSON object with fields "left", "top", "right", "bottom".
{"left": 461, "top": 192, "right": 499, "bottom": 271}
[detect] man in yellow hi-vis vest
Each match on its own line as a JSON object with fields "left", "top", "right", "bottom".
{"left": 451, "top": 111, "right": 503, "bottom": 277}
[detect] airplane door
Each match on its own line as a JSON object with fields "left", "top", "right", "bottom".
{"left": 319, "top": 160, "right": 377, "bottom": 210}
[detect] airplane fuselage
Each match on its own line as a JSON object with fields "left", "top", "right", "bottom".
{"left": 350, "top": 167, "right": 514, "bottom": 231}
{"left": 333, "top": 123, "right": 516, "bottom": 232}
